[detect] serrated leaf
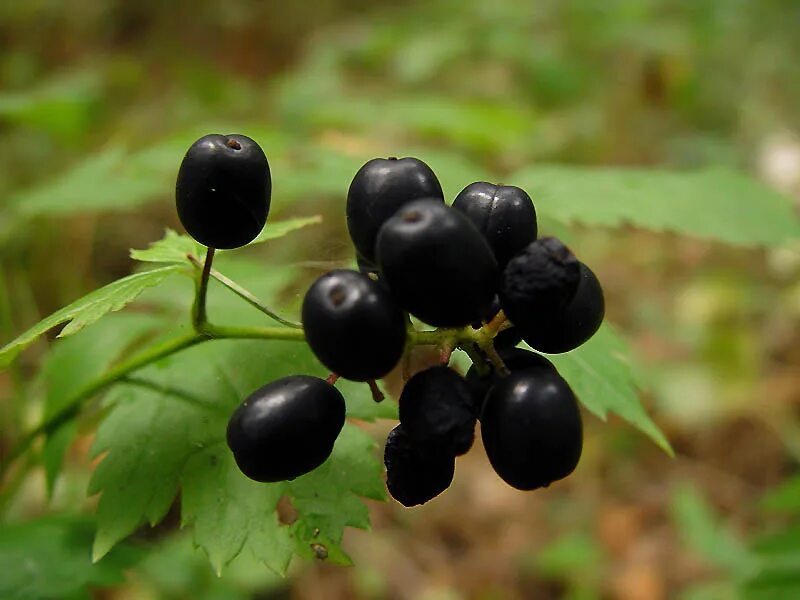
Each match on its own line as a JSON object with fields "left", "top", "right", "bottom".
{"left": 38, "top": 313, "right": 163, "bottom": 494}
{"left": 0, "top": 265, "right": 181, "bottom": 369}
{"left": 249, "top": 215, "right": 323, "bottom": 245}
{"left": 181, "top": 445, "right": 294, "bottom": 576}
{"left": 89, "top": 339, "right": 386, "bottom": 570}
{"left": 542, "top": 324, "right": 673, "bottom": 455}
{"left": 512, "top": 166, "right": 800, "bottom": 247}
{"left": 0, "top": 515, "right": 140, "bottom": 600}
{"left": 130, "top": 229, "right": 203, "bottom": 264}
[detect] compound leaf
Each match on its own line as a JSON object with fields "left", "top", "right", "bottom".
{"left": 0, "top": 266, "right": 182, "bottom": 369}
{"left": 512, "top": 165, "right": 800, "bottom": 247}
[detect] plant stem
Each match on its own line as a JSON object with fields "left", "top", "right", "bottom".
{"left": 192, "top": 247, "right": 215, "bottom": 330}
{"left": 187, "top": 254, "right": 302, "bottom": 329}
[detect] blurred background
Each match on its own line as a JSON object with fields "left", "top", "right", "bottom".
{"left": 1, "top": 1, "right": 800, "bottom": 599}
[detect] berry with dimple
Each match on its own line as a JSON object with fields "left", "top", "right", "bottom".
{"left": 302, "top": 270, "right": 406, "bottom": 381}
{"left": 384, "top": 424, "right": 455, "bottom": 507}
{"left": 481, "top": 369, "right": 582, "bottom": 490}
{"left": 398, "top": 366, "right": 476, "bottom": 455}
{"left": 226, "top": 375, "right": 345, "bottom": 483}
{"left": 346, "top": 157, "right": 444, "bottom": 263}
{"left": 376, "top": 199, "right": 498, "bottom": 327}
{"left": 176, "top": 133, "right": 271, "bottom": 249}
{"left": 452, "top": 182, "right": 538, "bottom": 267}
{"left": 499, "top": 237, "right": 581, "bottom": 329}
{"left": 464, "top": 347, "right": 555, "bottom": 416}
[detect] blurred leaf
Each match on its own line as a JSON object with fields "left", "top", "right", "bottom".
{"left": 670, "top": 484, "right": 754, "bottom": 575}
{"left": 0, "top": 515, "right": 140, "bottom": 600}
{"left": 544, "top": 324, "right": 673, "bottom": 455}
{"left": 38, "top": 313, "right": 163, "bottom": 494}
{"left": 513, "top": 166, "right": 800, "bottom": 247}
{"left": 0, "top": 266, "right": 182, "bottom": 369}
{"left": 89, "top": 338, "right": 387, "bottom": 571}
{"left": 761, "top": 475, "right": 800, "bottom": 513}
{"left": 249, "top": 214, "right": 323, "bottom": 245}
{"left": 535, "top": 532, "right": 604, "bottom": 577}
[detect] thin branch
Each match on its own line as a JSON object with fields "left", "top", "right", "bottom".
{"left": 188, "top": 254, "right": 302, "bottom": 329}
{"left": 192, "top": 247, "right": 215, "bottom": 329}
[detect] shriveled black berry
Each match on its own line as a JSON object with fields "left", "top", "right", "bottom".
{"left": 302, "top": 270, "right": 406, "bottom": 381}
{"left": 481, "top": 369, "right": 582, "bottom": 490}
{"left": 227, "top": 375, "right": 345, "bottom": 483}
{"left": 176, "top": 133, "right": 271, "bottom": 249}
{"left": 464, "top": 348, "right": 555, "bottom": 416}
{"left": 499, "top": 237, "right": 581, "bottom": 329}
{"left": 375, "top": 199, "right": 499, "bottom": 327}
{"left": 384, "top": 425, "right": 455, "bottom": 507}
{"left": 346, "top": 157, "right": 444, "bottom": 263}
{"left": 398, "top": 366, "right": 476, "bottom": 455}
{"left": 519, "top": 262, "right": 605, "bottom": 354}
{"left": 452, "top": 182, "right": 537, "bottom": 267}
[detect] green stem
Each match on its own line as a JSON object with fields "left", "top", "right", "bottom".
{"left": 188, "top": 254, "right": 302, "bottom": 329}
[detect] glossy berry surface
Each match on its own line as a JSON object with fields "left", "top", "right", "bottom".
{"left": 302, "top": 270, "right": 406, "bottom": 381}
{"left": 346, "top": 157, "right": 444, "bottom": 263}
{"left": 499, "top": 237, "right": 580, "bottom": 328}
{"left": 519, "top": 262, "right": 605, "bottom": 353}
{"left": 176, "top": 133, "right": 271, "bottom": 249}
{"left": 481, "top": 369, "right": 582, "bottom": 490}
{"left": 399, "top": 366, "right": 476, "bottom": 455}
{"left": 375, "top": 199, "right": 498, "bottom": 327}
{"left": 465, "top": 347, "right": 555, "bottom": 416}
{"left": 452, "top": 182, "right": 538, "bottom": 267}
{"left": 384, "top": 425, "right": 455, "bottom": 507}
{"left": 226, "top": 375, "right": 345, "bottom": 483}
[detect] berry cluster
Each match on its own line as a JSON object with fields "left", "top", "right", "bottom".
{"left": 175, "top": 134, "right": 604, "bottom": 504}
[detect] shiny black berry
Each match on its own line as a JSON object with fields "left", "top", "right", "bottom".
{"left": 398, "top": 366, "right": 476, "bottom": 455}
{"left": 499, "top": 237, "right": 581, "bottom": 329}
{"left": 481, "top": 369, "right": 582, "bottom": 490}
{"left": 176, "top": 133, "right": 271, "bottom": 249}
{"left": 302, "top": 270, "right": 406, "bottom": 381}
{"left": 346, "top": 157, "right": 444, "bottom": 263}
{"left": 464, "top": 347, "right": 555, "bottom": 416}
{"left": 375, "top": 199, "right": 499, "bottom": 327}
{"left": 452, "top": 182, "right": 537, "bottom": 267}
{"left": 519, "top": 262, "right": 605, "bottom": 353}
{"left": 384, "top": 424, "right": 455, "bottom": 507}
{"left": 227, "top": 375, "right": 345, "bottom": 483}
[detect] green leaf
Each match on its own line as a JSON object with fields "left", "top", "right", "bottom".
{"left": 89, "top": 339, "right": 386, "bottom": 570}
{"left": 761, "top": 475, "right": 800, "bottom": 514}
{"left": 0, "top": 515, "right": 140, "bottom": 600}
{"left": 249, "top": 214, "right": 323, "bottom": 245}
{"left": 543, "top": 324, "right": 673, "bottom": 455}
{"left": 38, "top": 313, "right": 163, "bottom": 494}
{"left": 512, "top": 166, "right": 800, "bottom": 247}
{"left": 0, "top": 265, "right": 181, "bottom": 369}
{"left": 130, "top": 229, "right": 203, "bottom": 265}
{"left": 670, "top": 484, "right": 754, "bottom": 575}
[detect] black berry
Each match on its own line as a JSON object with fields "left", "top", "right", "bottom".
{"left": 398, "top": 366, "right": 476, "bottom": 455}
{"left": 464, "top": 347, "right": 555, "bottom": 416}
{"left": 302, "top": 269, "right": 406, "bottom": 381}
{"left": 375, "top": 199, "right": 499, "bottom": 327}
{"left": 346, "top": 157, "right": 444, "bottom": 263}
{"left": 499, "top": 237, "right": 581, "bottom": 328}
{"left": 176, "top": 133, "right": 271, "bottom": 249}
{"left": 384, "top": 424, "right": 455, "bottom": 507}
{"left": 519, "top": 262, "right": 605, "bottom": 353}
{"left": 452, "top": 182, "right": 537, "bottom": 267}
{"left": 481, "top": 369, "right": 582, "bottom": 490}
{"left": 227, "top": 375, "right": 345, "bottom": 483}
